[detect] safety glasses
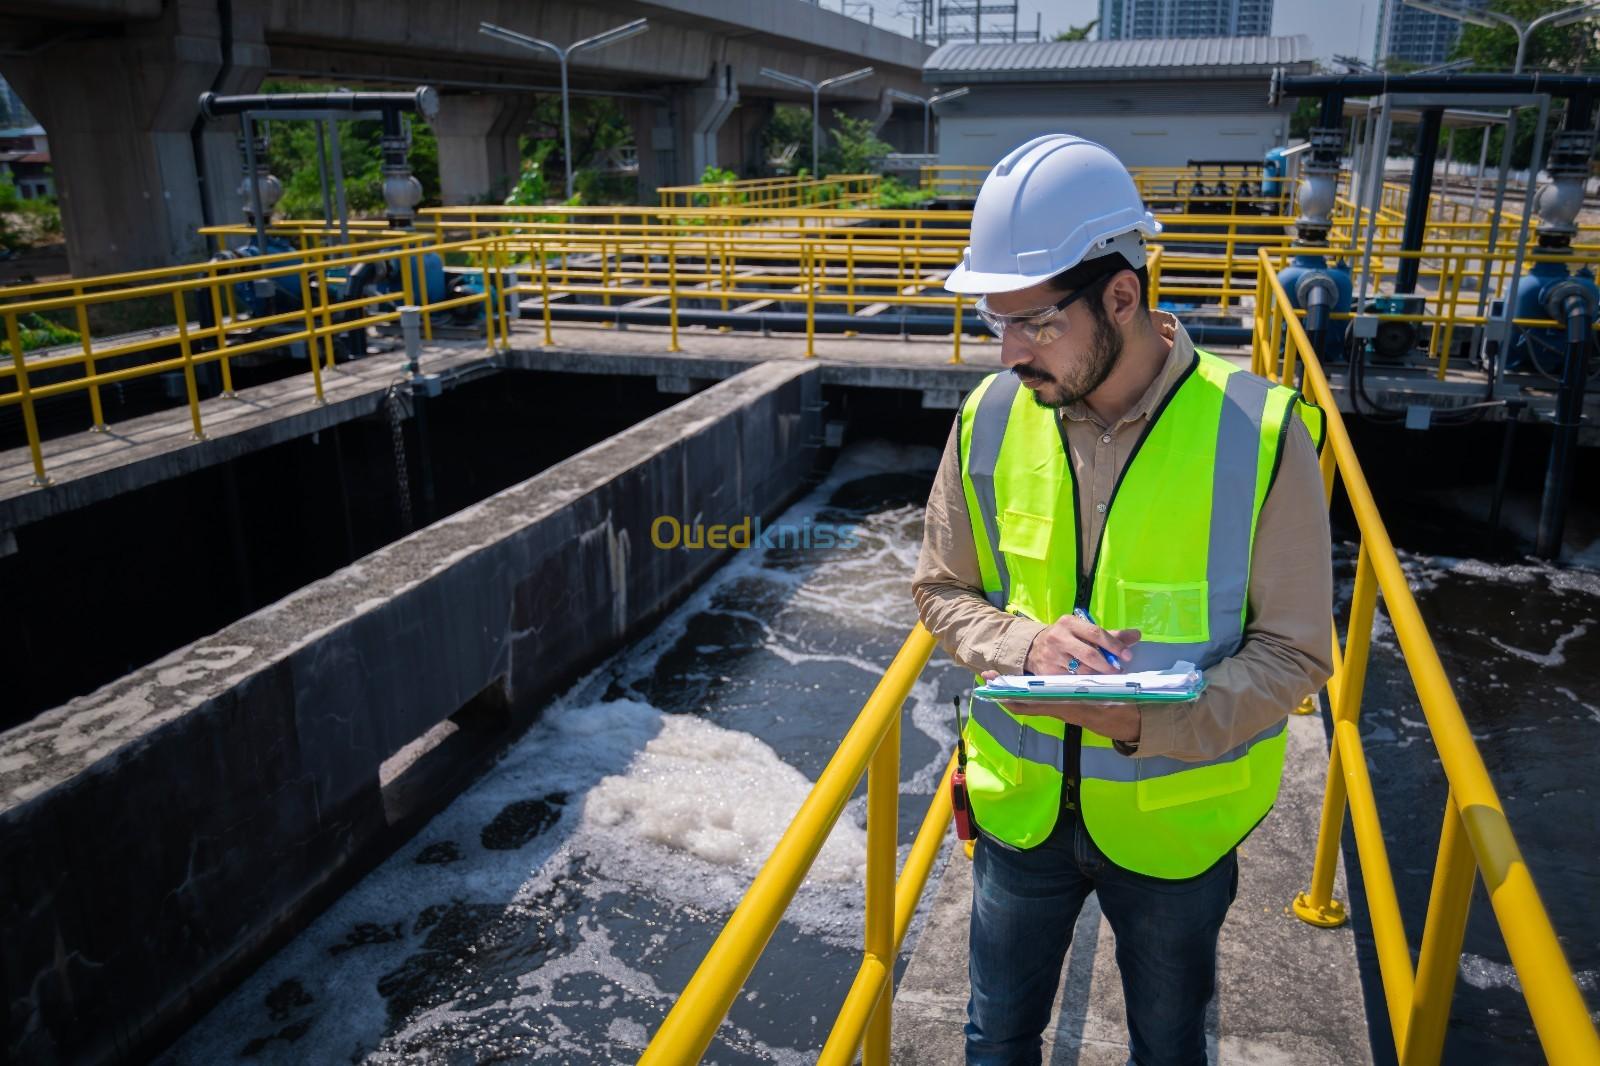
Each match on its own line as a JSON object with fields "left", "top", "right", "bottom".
{"left": 974, "top": 275, "right": 1108, "bottom": 344}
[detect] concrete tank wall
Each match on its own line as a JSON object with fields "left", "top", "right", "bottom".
{"left": 0, "top": 361, "right": 822, "bottom": 1065}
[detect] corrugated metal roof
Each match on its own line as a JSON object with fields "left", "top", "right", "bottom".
{"left": 925, "top": 35, "right": 1312, "bottom": 82}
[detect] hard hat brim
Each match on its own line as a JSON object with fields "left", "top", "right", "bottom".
{"left": 943, "top": 262, "right": 1062, "bottom": 295}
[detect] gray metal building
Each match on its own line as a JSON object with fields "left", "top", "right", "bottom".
{"left": 924, "top": 35, "right": 1312, "bottom": 169}
{"left": 1098, "top": 0, "right": 1274, "bottom": 40}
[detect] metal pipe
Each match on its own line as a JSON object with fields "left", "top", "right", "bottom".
{"left": 1492, "top": 94, "right": 1550, "bottom": 392}
{"left": 200, "top": 88, "right": 436, "bottom": 117}
{"left": 1536, "top": 299, "right": 1592, "bottom": 558}
{"left": 512, "top": 302, "right": 1257, "bottom": 344}
{"left": 315, "top": 120, "right": 332, "bottom": 230}
{"left": 240, "top": 111, "right": 268, "bottom": 252}
{"left": 329, "top": 122, "right": 349, "bottom": 245}
{"left": 1396, "top": 108, "right": 1443, "bottom": 294}
{"left": 1279, "top": 73, "right": 1600, "bottom": 98}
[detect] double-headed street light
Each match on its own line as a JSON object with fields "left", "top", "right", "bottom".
{"left": 758, "top": 66, "right": 875, "bottom": 176}
{"left": 1401, "top": 0, "right": 1600, "bottom": 73}
{"left": 479, "top": 17, "right": 650, "bottom": 199}
{"left": 885, "top": 86, "right": 970, "bottom": 155}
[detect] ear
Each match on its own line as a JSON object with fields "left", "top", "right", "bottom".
{"left": 1102, "top": 270, "right": 1144, "bottom": 327}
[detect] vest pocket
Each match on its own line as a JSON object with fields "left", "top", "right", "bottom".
{"left": 1135, "top": 757, "right": 1250, "bottom": 812}
{"left": 1117, "top": 580, "right": 1209, "bottom": 644}
{"left": 997, "top": 507, "right": 1053, "bottom": 562}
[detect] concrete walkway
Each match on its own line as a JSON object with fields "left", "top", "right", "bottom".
{"left": 890, "top": 706, "right": 1373, "bottom": 1066}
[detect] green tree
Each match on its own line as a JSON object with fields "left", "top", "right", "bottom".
{"left": 1054, "top": 19, "right": 1098, "bottom": 41}
{"left": 1452, "top": 0, "right": 1599, "bottom": 72}
{"left": 819, "top": 109, "right": 893, "bottom": 175}
{"left": 1445, "top": 2, "right": 1600, "bottom": 169}
{"left": 762, "top": 104, "right": 815, "bottom": 175}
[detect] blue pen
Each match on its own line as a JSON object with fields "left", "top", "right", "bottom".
{"left": 1071, "top": 606, "right": 1121, "bottom": 670}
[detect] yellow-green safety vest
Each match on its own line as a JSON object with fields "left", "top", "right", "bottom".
{"left": 957, "top": 347, "right": 1326, "bottom": 879}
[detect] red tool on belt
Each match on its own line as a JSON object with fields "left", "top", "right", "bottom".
{"left": 951, "top": 695, "right": 975, "bottom": 841}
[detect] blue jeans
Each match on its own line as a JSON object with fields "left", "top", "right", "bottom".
{"left": 965, "top": 806, "right": 1238, "bottom": 1066}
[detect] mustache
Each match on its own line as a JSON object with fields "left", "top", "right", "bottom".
{"left": 1012, "top": 366, "right": 1054, "bottom": 384}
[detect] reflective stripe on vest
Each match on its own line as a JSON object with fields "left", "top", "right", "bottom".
{"left": 956, "top": 348, "right": 1323, "bottom": 877}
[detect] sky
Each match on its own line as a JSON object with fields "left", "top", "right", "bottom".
{"left": 854, "top": 0, "right": 1375, "bottom": 66}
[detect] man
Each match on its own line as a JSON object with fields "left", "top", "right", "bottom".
{"left": 912, "top": 134, "right": 1334, "bottom": 1066}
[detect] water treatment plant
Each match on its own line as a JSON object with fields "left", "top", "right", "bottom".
{"left": 2, "top": 2, "right": 1600, "bottom": 1064}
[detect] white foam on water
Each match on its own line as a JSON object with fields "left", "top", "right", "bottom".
{"left": 584, "top": 703, "right": 867, "bottom": 882}
{"left": 1489, "top": 621, "right": 1591, "bottom": 667}
{"left": 1459, "top": 952, "right": 1522, "bottom": 993}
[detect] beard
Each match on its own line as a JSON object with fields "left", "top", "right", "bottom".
{"left": 1014, "top": 309, "right": 1123, "bottom": 410}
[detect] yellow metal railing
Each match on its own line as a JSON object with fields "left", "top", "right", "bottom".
{"left": 1254, "top": 246, "right": 1600, "bottom": 1065}
{"left": 639, "top": 624, "right": 950, "bottom": 1065}
{"left": 1, "top": 233, "right": 507, "bottom": 484}
{"left": 6, "top": 186, "right": 1586, "bottom": 487}
{"left": 656, "top": 174, "right": 882, "bottom": 212}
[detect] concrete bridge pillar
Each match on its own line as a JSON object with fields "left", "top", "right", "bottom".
{"left": 433, "top": 94, "right": 533, "bottom": 206}
{"left": 622, "top": 98, "right": 677, "bottom": 200}
{"left": 0, "top": 2, "right": 268, "bottom": 275}
{"left": 683, "top": 63, "right": 738, "bottom": 183}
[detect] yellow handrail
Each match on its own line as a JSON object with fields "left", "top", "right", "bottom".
{"left": 639, "top": 624, "right": 944, "bottom": 1065}
{"left": 1254, "top": 247, "right": 1600, "bottom": 1065}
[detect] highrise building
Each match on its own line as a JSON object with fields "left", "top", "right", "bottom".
{"left": 1098, "top": 0, "right": 1274, "bottom": 39}
{"left": 1373, "top": 0, "right": 1489, "bottom": 68}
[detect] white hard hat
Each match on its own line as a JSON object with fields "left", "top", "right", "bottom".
{"left": 945, "top": 134, "right": 1161, "bottom": 295}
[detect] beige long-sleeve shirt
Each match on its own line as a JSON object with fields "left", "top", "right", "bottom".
{"left": 912, "top": 312, "right": 1334, "bottom": 762}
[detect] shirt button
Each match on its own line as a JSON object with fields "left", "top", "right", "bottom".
{"left": 1100, "top": 434, "right": 1111, "bottom": 444}
{"left": 1096, "top": 503, "right": 1107, "bottom": 513}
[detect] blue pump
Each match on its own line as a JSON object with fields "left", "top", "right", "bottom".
{"left": 1276, "top": 254, "right": 1352, "bottom": 363}
{"left": 1502, "top": 260, "right": 1599, "bottom": 374}
{"left": 230, "top": 235, "right": 303, "bottom": 316}
{"left": 1262, "top": 146, "right": 1289, "bottom": 202}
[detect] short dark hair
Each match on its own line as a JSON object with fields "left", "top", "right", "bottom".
{"left": 1045, "top": 252, "right": 1150, "bottom": 316}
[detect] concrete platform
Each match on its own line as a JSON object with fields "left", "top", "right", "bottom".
{"left": 890, "top": 708, "right": 1373, "bottom": 1066}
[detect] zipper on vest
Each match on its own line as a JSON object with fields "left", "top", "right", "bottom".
{"left": 1053, "top": 352, "right": 1200, "bottom": 800}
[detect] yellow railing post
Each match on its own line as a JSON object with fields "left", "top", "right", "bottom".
{"left": 539, "top": 240, "right": 554, "bottom": 347}
{"left": 804, "top": 242, "right": 816, "bottom": 358}
{"left": 668, "top": 240, "right": 681, "bottom": 353}
{"left": 170, "top": 289, "right": 207, "bottom": 439}
{"left": 1400, "top": 791, "right": 1477, "bottom": 1065}
{"left": 950, "top": 295, "right": 963, "bottom": 364}
{"left": 4, "top": 311, "right": 50, "bottom": 484}
{"left": 71, "top": 285, "right": 105, "bottom": 431}
{"left": 1294, "top": 538, "right": 1378, "bottom": 929}
{"left": 294, "top": 267, "right": 327, "bottom": 405}
{"left": 207, "top": 268, "right": 235, "bottom": 396}
{"left": 862, "top": 711, "right": 899, "bottom": 1066}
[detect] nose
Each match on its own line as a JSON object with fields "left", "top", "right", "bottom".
{"left": 999, "top": 329, "right": 1033, "bottom": 369}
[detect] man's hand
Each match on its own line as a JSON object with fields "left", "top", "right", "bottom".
{"left": 1024, "top": 614, "right": 1141, "bottom": 675}
{"left": 980, "top": 670, "right": 1142, "bottom": 743}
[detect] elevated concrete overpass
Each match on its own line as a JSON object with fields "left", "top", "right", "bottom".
{"left": 0, "top": 0, "right": 931, "bottom": 275}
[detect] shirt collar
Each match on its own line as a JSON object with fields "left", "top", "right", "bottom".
{"left": 1062, "top": 310, "right": 1194, "bottom": 428}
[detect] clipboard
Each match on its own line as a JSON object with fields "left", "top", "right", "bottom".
{"left": 966, "top": 675, "right": 1203, "bottom": 701}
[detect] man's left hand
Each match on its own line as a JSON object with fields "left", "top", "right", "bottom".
{"left": 979, "top": 670, "right": 1142, "bottom": 744}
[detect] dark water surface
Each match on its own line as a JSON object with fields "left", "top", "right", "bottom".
{"left": 1337, "top": 546, "right": 1600, "bottom": 1064}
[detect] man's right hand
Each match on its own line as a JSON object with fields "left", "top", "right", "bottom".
{"left": 1024, "top": 615, "right": 1141, "bottom": 675}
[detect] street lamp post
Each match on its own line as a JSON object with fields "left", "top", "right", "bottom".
{"left": 1403, "top": 0, "right": 1600, "bottom": 74}
{"left": 479, "top": 18, "right": 650, "bottom": 199}
{"left": 758, "top": 66, "right": 875, "bottom": 176}
{"left": 886, "top": 86, "right": 970, "bottom": 155}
